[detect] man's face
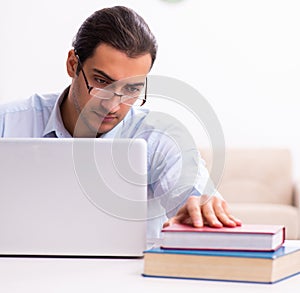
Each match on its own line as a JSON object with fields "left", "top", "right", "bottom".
{"left": 63, "top": 43, "right": 152, "bottom": 137}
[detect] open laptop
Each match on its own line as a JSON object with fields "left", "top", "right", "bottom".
{"left": 0, "top": 138, "right": 147, "bottom": 257}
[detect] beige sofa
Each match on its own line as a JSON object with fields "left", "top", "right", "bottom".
{"left": 200, "top": 148, "right": 300, "bottom": 239}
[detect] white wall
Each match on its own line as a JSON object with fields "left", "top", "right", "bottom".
{"left": 1, "top": 0, "right": 300, "bottom": 175}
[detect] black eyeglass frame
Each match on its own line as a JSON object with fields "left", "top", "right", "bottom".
{"left": 75, "top": 53, "right": 147, "bottom": 106}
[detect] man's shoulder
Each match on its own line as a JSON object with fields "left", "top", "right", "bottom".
{"left": 0, "top": 92, "right": 60, "bottom": 115}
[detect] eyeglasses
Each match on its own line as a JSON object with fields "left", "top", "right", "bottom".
{"left": 76, "top": 54, "right": 147, "bottom": 107}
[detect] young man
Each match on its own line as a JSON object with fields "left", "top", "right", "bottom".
{"left": 0, "top": 6, "right": 241, "bottom": 238}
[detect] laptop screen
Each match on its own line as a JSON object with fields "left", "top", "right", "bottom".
{"left": 0, "top": 138, "right": 147, "bottom": 257}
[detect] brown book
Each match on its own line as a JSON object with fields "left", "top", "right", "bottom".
{"left": 143, "top": 243, "right": 300, "bottom": 283}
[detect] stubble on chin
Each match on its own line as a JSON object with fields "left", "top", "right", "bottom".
{"left": 70, "top": 90, "right": 99, "bottom": 137}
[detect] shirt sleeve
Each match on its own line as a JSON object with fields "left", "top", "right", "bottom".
{"left": 116, "top": 109, "right": 223, "bottom": 225}
{"left": 142, "top": 112, "right": 222, "bottom": 219}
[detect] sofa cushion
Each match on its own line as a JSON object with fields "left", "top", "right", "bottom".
{"left": 229, "top": 203, "right": 299, "bottom": 240}
{"left": 200, "top": 148, "right": 293, "bottom": 205}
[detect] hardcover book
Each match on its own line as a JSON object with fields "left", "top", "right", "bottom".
{"left": 143, "top": 243, "right": 300, "bottom": 283}
{"left": 161, "top": 223, "right": 285, "bottom": 251}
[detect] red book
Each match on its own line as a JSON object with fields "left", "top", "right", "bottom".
{"left": 161, "top": 223, "right": 285, "bottom": 251}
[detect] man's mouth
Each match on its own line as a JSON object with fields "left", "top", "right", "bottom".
{"left": 93, "top": 111, "right": 117, "bottom": 122}
{"left": 102, "top": 115, "right": 116, "bottom": 122}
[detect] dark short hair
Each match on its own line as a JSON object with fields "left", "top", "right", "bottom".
{"left": 72, "top": 6, "right": 157, "bottom": 70}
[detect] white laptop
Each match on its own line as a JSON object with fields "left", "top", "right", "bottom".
{"left": 0, "top": 138, "right": 147, "bottom": 257}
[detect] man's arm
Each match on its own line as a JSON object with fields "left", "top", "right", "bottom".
{"left": 147, "top": 134, "right": 242, "bottom": 229}
{"left": 131, "top": 110, "right": 242, "bottom": 231}
{"left": 147, "top": 131, "right": 242, "bottom": 229}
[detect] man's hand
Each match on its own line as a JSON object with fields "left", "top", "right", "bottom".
{"left": 163, "top": 195, "right": 242, "bottom": 228}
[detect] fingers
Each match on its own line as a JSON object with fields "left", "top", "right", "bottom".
{"left": 163, "top": 197, "right": 204, "bottom": 228}
{"left": 162, "top": 206, "right": 187, "bottom": 228}
{"left": 201, "top": 198, "right": 223, "bottom": 228}
{"left": 206, "top": 197, "right": 242, "bottom": 227}
{"left": 163, "top": 195, "right": 243, "bottom": 230}
{"left": 220, "top": 200, "right": 242, "bottom": 226}
{"left": 185, "top": 196, "right": 204, "bottom": 227}
{"left": 162, "top": 219, "right": 171, "bottom": 228}
{"left": 208, "top": 198, "right": 235, "bottom": 227}
{"left": 162, "top": 216, "right": 181, "bottom": 228}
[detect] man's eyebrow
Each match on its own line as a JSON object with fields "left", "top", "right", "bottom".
{"left": 127, "top": 82, "right": 145, "bottom": 87}
{"left": 92, "top": 69, "right": 116, "bottom": 82}
{"left": 93, "top": 69, "right": 145, "bottom": 86}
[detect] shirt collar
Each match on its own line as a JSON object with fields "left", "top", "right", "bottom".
{"left": 43, "top": 86, "right": 72, "bottom": 138}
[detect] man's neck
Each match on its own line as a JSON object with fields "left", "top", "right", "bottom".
{"left": 60, "top": 87, "right": 77, "bottom": 137}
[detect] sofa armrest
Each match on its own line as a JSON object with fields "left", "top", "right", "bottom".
{"left": 293, "top": 180, "right": 300, "bottom": 209}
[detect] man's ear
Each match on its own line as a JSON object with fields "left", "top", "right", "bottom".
{"left": 66, "top": 49, "right": 78, "bottom": 78}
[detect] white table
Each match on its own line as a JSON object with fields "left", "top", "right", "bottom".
{"left": 0, "top": 241, "right": 299, "bottom": 293}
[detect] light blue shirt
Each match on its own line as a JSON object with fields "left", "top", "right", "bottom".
{"left": 0, "top": 87, "right": 220, "bottom": 239}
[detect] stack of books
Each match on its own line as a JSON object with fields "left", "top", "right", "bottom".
{"left": 143, "top": 223, "right": 300, "bottom": 284}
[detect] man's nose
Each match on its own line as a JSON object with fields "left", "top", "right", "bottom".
{"left": 100, "top": 93, "right": 121, "bottom": 112}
